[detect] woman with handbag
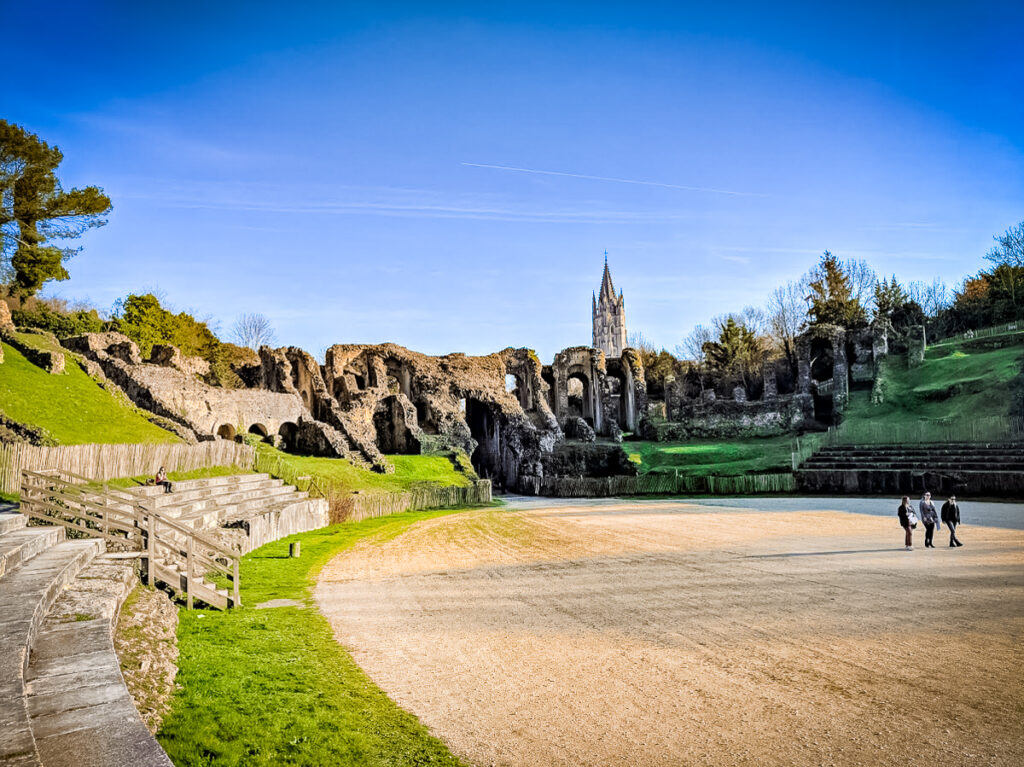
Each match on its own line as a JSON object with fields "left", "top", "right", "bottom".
{"left": 897, "top": 495, "right": 917, "bottom": 550}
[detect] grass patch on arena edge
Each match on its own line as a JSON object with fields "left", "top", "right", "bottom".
{"left": 156, "top": 510, "right": 470, "bottom": 767}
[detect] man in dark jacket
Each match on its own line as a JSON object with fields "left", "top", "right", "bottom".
{"left": 941, "top": 495, "right": 963, "bottom": 547}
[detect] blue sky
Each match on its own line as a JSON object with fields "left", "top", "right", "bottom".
{"left": 4, "top": 2, "right": 1022, "bottom": 360}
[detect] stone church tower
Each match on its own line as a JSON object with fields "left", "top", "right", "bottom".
{"left": 592, "top": 254, "right": 627, "bottom": 357}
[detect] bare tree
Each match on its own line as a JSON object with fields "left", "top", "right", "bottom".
{"left": 844, "top": 258, "right": 878, "bottom": 315}
{"left": 626, "top": 331, "right": 657, "bottom": 355}
{"left": 906, "top": 278, "right": 951, "bottom": 317}
{"left": 231, "top": 313, "right": 277, "bottom": 350}
{"left": 676, "top": 324, "right": 714, "bottom": 363}
{"left": 767, "top": 277, "right": 809, "bottom": 368}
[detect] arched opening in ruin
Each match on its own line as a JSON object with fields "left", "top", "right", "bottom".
{"left": 465, "top": 397, "right": 502, "bottom": 484}
{"left": 373, "top": 395, "right": 417, "bottom": 454}
{"left": 505, "top": 371, "right": 533, "bottom": 412}
{"left": 414, "top": 400, "right": 438, "bottom": 434}
{"left": 379, "top": 358, "right": 412, "bottom": 399}
{"left": 248, "top": 423, "right": 269, "bottom": 440}
{"left": 810, "top": 338, "right": 835, "bottom": 423}
{"left": 300, "top": 389, "right": 310, "bottom": 408}
{"left": 566, "top": 370, "right": 595, "bottom": 426}
{"left": 216, "top": 424, "right": 236, "bottom": 441}
{"left": 541, "top": 368, "right": 556, "bottom": 412}
{"left": 278, "top": 422, "right": 298, "bottom": 451}
{"left": 605, "top": 362, "right": 636, "bottom": 432}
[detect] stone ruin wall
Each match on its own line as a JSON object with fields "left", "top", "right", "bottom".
{"left": 58, "top": 333, "right": 650, "bottom": 493}
{"left": 653, "top": 321, "right": 905, "bottom": 440}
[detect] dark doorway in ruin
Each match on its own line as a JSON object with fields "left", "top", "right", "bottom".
{"left": 216, "top": 424, "right": 236, "bottom": 441}
{"left": 414, "top": 401, "right": 438, "bottom": 434}
{"left": 465, "top": 397, "right": 501, "bottom": 484}
{"left": 373, "top": 395, "right": 417, "bottom": 454}
{"left": 278, "top": 422, "right": 297, "bottom": 451}
{"left": 248, "top": 423, "right": 269, "bottom": 441}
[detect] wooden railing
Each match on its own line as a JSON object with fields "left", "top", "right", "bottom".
{"left": 19, "top": 469, "right": 240, "bottom": 609}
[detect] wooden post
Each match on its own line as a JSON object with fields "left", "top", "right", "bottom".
{"left": 146, "top": 509, "right": 155, "bottom": 587}
{"left": 233, "top": 558, "right": 240, "bottom": 608}
{"left": 289, "top": 542, "right": 301, "bottom": 558}
{"left": 186, "top": 536, "right": 194, "bottom": 610}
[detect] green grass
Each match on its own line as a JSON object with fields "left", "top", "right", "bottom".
{"left": 103, "top": 465, "right": 254, "bottom": 490}
{"left": 628, "top": 436, "right": 793, "bottom": 476}
{"left": 844, "top": 335, "right": 1024, "bottom": 425}
{"left": 157, "top": 511, "right": 470, "bottom": 767}
{"left": 0, "top": 337, "right": 179, "bottom": 445}
{"left": 257, "top": 444, "right": 473, "bottom": 494}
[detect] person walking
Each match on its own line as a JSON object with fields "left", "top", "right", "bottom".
{"left": 919, "top": 492, "right": 939, "bottom": 548}
{"left": 941, "top": 495, "right": 963, "bottom": 547}
{"left": 898, "top": 496, "right": 917, "bottom": 550}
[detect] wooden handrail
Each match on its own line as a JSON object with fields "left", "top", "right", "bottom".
{"left": 22, "top": 469, "right": 241, "bottom": 610}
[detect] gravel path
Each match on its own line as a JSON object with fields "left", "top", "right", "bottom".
{"left": 316, "top": 500, "right": 1024, "bottom": 766}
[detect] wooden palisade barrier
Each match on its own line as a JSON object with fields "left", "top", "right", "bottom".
{"left": 0, "top": 441, "right": 255, "bottom": 496}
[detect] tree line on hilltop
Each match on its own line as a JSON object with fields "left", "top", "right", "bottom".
{"left": 630, "top": 226, "right": 1024, "bottom": 399}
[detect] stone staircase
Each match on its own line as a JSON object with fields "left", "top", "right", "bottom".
{"left": 116, "top": 473, "right": 328, "bottom": 555}
{"left": 0, "top": 509, "right": 172, "bottom": 766}
{"left": 796, "top": 442, "right": 1024, "bottom": 496}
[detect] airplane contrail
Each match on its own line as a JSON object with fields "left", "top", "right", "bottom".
{"left": 461, "top": 162, "right": 762, "bottom": 197}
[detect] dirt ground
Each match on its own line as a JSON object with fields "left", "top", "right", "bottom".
{"left": 315, "top": 501, "right": 1024, "bottom": 767}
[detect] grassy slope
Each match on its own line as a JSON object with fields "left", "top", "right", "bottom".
{"left": 157, "top": 512, "right": 468, "bottom": 767}
{"left": 844, "top": 337, "right": 1024, "bottom": 425}
{"left": 628, "top": 436, "right": 793, "bottom": 477}
{"left": 0, "top": 337, "right": 179, "bottom": 445}
{"left": 104, "top": 465, "right": 255, "bottom": 490}
{"left": 258, "top": 444, "right": 472, "bottom": 493}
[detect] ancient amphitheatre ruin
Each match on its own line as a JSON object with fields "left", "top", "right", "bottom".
{"left": 1, "top": 256, "right": 1022, "bottom": 767}
{"left": 2, "top": 5, "right": 1024, "bottom": 763}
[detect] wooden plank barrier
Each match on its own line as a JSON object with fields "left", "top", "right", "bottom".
{"left": 0, "top": 441, "right": 255, "bottom": 496}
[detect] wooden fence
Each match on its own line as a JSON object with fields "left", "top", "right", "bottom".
{"left": 342, "top": 481, "right": 493, "bottom": 523}
{"left": 539, "top": 472, "right": 796, "bottom": 498}
{"left": 930, "top": 321, "right": 1022, "bottom": 348}
{"left": 0, "top": 441, "right": 255, "bottom": 496}
{"left": 823, "top": 415, "right": 1024, "bottom": 446}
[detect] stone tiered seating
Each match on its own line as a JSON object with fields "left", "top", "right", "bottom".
{"left": 120, "top": 473, "right": 309, "bottom": 531}
{"left": 0, "top": 509, "right": 171, "bottom": 766}
{"left": 797, "top": 442, "right": 1024, "bottom": 496}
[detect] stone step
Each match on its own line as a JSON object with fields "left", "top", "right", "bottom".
{"left": 0, "top": 539, "right": 105, "bottom": 766}
{"left": 1, "top": 510, "right": 28, "bottom": 535}
{"left": 152, "top": 484, "right": 299, "bottom": 519}
{"left": 803, "top": 460, "right": 1024, "bottom": 471}
{"left": 25, "top": 554, "right": 173, "bottom": 767}
{"left": 0, "top": 526, "right": 65, "bottom": 581}
{"left": 124, "top": 473, "right": 271, "bottom": 499}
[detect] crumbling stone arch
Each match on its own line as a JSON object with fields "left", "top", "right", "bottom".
{"left": 248, "top": 423, "right": 269, "bottom": 439}
{"left": 216, "top": 424, "right": 236, "bottom": 441}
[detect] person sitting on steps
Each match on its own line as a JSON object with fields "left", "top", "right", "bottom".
{"left": 155, "top": 466, "right": 173, "bottom": 494}
{"left": 942, "top": 495, "right": 964, "bottom": 547}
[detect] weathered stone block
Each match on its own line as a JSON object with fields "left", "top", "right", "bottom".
{"left": 0, "top": 300, "right": 13, "bottom": 335}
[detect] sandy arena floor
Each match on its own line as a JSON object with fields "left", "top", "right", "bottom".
{"left": 315, "top": 500, "right": 1024, "bottom": 766}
